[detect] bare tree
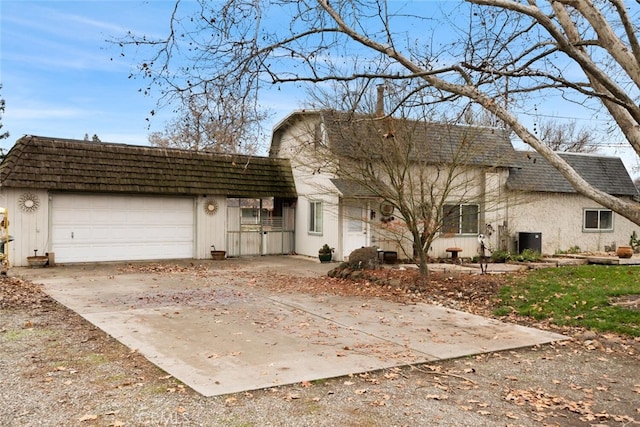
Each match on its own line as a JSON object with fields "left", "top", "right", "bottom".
{"left": 0, "top": 85, "right": 8, "bottom": 161}
{"left": 0, "top": 84, "right": 9, "bottom": 142}
{"left": 461, "top": 107, "right": 598, "bottom": 154}
{"left": 461, "top": 107, "right": 506, "bottom": 130}
{"left": 83, "top": 133, "right": 102, "bottom": 143}
{"left": 119, "top": 0, "right": 640, "bottom": 224}
{"left": 296, "top": 83, "right": 514, "bottom": 279}
{"left": 148, "top": 91, "right": 268, "bottom": 154}
{"left": 536, "top": 119, "right": 598, "bottom": 153}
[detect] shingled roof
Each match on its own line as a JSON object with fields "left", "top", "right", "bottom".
{"left": 329, "top": 178, "right": 380, "bottom": 198}
{"left": 0, "top": 136, "right": 297, "bottom": 198}
{"left": 271, "top": 110, "right": 521, "bottom": 168}
{"left": 506, "top": 151, "right": 638, "bottom": 197}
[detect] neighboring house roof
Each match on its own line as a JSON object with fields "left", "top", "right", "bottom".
{"left": 507, "top": 151, "right": 638, "bottom": 197}
{"left": 271, "top": 110, "right": 521, "bottom": 168}
{"left": 0, "top": 135, "right": 297, "bottom": 198}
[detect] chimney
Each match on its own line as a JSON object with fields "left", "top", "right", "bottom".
{"left": 376, "top": 84, "right": 385, "bottom": 117}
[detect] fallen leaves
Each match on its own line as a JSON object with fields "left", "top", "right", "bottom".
{"left": 424, "top": 394, "right": 449, "bottom": 400}
{"left": 167, "top": 384, "right": 186, "bottom": 393}
{"left": 119, "top": 262, "right": 209, "bottom": 276}
{"left": 284, "top": 392, "right": 301, "bottom": 400}
{"left": 0, "top": 276, "right": 51, "bottom": 309}
{"left": 4, "top": 262, "right": 640, "bottom": 425}
{"left": 79, "top": 412, "right": 126, "bottom": 426}
{"left": 504, "top": 387, "right": 637, "bottom": 423}
{"left": 78, "top": 414, "right": 98, "bottom": 422}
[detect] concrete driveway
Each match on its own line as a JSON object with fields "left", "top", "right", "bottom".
{"left": 15, "top": 256, "right": 566, "bottom": 397}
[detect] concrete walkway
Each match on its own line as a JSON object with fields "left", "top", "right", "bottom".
{"left": 15, "top": 257, "right": 566, "bottom": 397}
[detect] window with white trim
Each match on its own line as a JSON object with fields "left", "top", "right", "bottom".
{"left": 442, "top": 204, "right": 479, "bottom": 234}
{"left": 584, "top": 209, "right": 613, "bottom": 231}
{"left": 309, "top": 201, "right": 323, "bottom": 234}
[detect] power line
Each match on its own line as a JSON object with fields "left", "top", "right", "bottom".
{"left": 513, "top": 110, "right": 609, "bottom": 122}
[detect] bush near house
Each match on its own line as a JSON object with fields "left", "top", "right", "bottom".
{"left": 513, "top": 249, "right": 542, "bottom": 262}
{"left": 630, "top": 231, "right": 640, "bottom": 253}
{"left": 490, "top": 249, "right": 511, "bottom": 263}
{"left": 488, "top": 249, "right": 541, "bottom": 263}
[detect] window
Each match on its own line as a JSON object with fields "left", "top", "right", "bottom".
{"left": 346, "top": 206, "right": 363, "bottom": 232}
{"left": 309, "top": 201, "right": 323, "bottom": 234}
{"left": 584, "top": 209, "right": 613, "bottom": 231}
{"left": 442, "top": 204, "right": 479, "bottom": 234}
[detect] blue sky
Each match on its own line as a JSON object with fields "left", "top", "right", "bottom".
{"left": 1, "top": 1, "right": 169, "bottom": 148}
{"left": 1, "top": 1, "right": 638, "bottom": 175}
{"left": 0, "top": 0, "right": 304, "bottom": 154}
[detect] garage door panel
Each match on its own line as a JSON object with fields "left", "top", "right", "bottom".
{"left": 53, "top": 226, "right": 194, "bottom": 244}
{"left": 52, "top": 194, "right": 194, "bottom": 263}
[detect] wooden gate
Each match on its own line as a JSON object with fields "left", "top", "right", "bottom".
{"left": 226, "top": 198, "right": 295, "bottom": 257}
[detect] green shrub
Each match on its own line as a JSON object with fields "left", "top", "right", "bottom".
{"left": 515, "top": 248, "right": 541, "bottom": 262}
{"left": 555, "top": 246, "right": 580, "bottom": 255}
{"left": 490, "top": 249, "right": 511, "bottom": 263}
{"left": 630, "top": 231, "right": 640, "bottom": 253}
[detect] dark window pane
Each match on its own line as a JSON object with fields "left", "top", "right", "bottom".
{"left": 442, "top": 204, "right": 459, "bottom": 234}
{"left": 461, "top": 205, "right": 479, "bottom": 234}
{"left": 309, "top": 201, "right": 323, "bottom": 233}
{"left": 599, "top": 210, "right": 612, "bottom": 230}
{"left": 584, "top": 210, "right": 598, "bottom": 229}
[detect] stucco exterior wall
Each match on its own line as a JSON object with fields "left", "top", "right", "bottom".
{"left": 365, "top": 169, "right": 511, "bottom": 261}
{"left": 273, "top": 113, "right": 516, "bottom": 261}
{"left": 273, "top": 115, "right": 343, "bottom": 259}
{"left": 273, "top": 111, "right": 639, "bottom": 260}
{"left": 507, "top": 191, "right": 639, "bottom": 254}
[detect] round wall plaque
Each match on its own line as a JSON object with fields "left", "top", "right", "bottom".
{"left": 204, "top": 199, "right": 219, "bottom": 215}
{"left": 18, "top": 193, "right": 40, "bottom": 213}
{"left": 380, "top": 202, "right": 394, "bottom": 217}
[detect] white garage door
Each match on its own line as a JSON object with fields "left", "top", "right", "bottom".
{"left": 51, "top": 194, "right": 194, "bottom": 263}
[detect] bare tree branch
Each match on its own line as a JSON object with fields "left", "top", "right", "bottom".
{"left": 118, "top": 0, "right": 640, "bottom": 225}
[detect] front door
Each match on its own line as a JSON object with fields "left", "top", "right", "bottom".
{"left": 343, "top": 204, "right": 368, "bottom": 258}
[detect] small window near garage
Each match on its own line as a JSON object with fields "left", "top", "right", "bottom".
{"left": 584, "top": 208, "right": 613, "bottom": 231}
{"left": 442, "top": 204, "right": 479, "bottom": 235}
{"left": 309, "top": 201, "right": 323, "bottom": 234}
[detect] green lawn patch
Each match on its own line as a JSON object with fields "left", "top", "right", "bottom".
{"left": 495, "top": 265, "right": 640, "bottom": 336}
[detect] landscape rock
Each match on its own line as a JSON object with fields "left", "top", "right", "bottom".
{"left": 346, "top": 246, "right": 381, "bottom": 270}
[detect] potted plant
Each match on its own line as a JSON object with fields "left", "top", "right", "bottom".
{"left": 318, "top": 244, "right": 334, "bottom": 263}
{"left": 210, "top": 245, "right": 226, "bottom": 260}
{"left": 27, "top": 249, "right": 48, "bottom": 268}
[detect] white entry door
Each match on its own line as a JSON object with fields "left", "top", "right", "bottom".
{"left": 343, "top": 204, "right": 368, "bottom": 258}
{"left": 51, "top": 194, "right": 194, "bottom": 263}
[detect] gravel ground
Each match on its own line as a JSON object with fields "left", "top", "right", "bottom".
{"left": 1, "top": 266, "right": 640, "bottom": 427}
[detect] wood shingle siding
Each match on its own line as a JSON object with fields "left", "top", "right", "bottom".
{"left": 0, "top": 136, "right": 297, "bottom": 198}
